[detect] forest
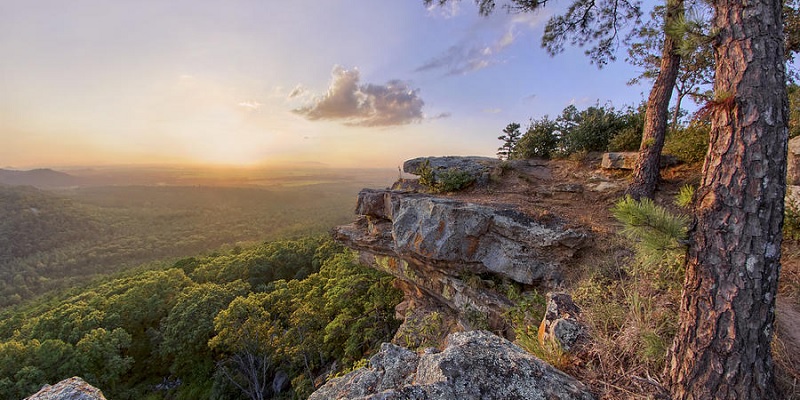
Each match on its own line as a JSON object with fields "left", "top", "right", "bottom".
{"left": 0, "top": 236, "right": 402, "bottom": 399}
{"left": 0, "top": 168, "right": 393, "bottom": 308}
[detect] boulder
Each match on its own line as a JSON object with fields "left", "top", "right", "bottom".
{"left": 538, "top": 292, "right": 585, "bottom": 351}
{"left": 403, "top": 156, "right": 499, "bottom": 187}
{"left": 24, "top": 377, "right": 106, "bottom": 400}
{"left": 601, "top": 152, "right": 638, "bottom": 170}
{"left": 309, "top": 330, "right": 595, "bottom": 400}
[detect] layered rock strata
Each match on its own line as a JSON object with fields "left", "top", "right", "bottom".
{"left": 333, "top": 188, "right": 588, "bottom": 333}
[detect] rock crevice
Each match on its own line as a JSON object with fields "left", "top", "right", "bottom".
{"left": 334, "top": 188, "right": 588, "bottom": 334}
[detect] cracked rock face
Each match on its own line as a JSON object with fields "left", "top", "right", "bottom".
{"left": 308, "top": 330, "right": 595, "bottom": 400}
{"left": 334, "top": 189, "right": 588, "bottom": 334}
{"left": 339, "top": 189, "right": 587, "bottom": 286}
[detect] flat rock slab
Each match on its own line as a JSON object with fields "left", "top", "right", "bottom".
{"left": 404, "top": 156, "right": 499, "bottom": 187}
{"left": 338, "top": 189, "right": 588, "bottom": 286}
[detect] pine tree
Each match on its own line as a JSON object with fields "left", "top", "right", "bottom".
{"left": 497, "top": 123, "right": 522, "bottom": 160}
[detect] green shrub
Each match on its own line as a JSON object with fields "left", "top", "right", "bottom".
{"left": 415, "top": 160, "right": 435, "bottom": 188}
{"left": 663, "top": 121, "right": 710, "bottom": 163}
{"left": 435, "top": 169, "right": 475, "bottom": 192}
{"left": 607, "top": 126, "right": 643, "bottom": 151}
{"left": 675, "top": 185, "right": 695, "bottom": 208}
{"left": 608, "top": 105, "right": 645, "bottom": 152}
{"left": 611, "top": 196, "right": 688, "bottom": 276}
{"left": 513, "top": 117, "right": 560, "bottom": 159}
{"left": 558, "top": 105, "right": 620, "bottom": 154}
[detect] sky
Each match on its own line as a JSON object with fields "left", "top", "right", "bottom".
{"left": 0, "top": 0, "right": 655, "bottom": 169}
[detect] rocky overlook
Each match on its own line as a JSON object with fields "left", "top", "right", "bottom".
{"left": 319, "top": 156, "right": 631, "bottom": 398}
{"left": 333, "top": 188, "right": 589, "bottom": 337}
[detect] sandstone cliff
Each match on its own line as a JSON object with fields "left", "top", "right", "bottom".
{"left": 333, "top": 188, "right": 589, "bottom": 339}
{"left": 317, "top": 156, "right": 610, "bottom": 398}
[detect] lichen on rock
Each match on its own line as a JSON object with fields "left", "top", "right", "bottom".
{"left": 24, "top": 377, "right": 106, "bottom": 400}
{"left": 309, "top": 330, "right": 595, "bottom": 400}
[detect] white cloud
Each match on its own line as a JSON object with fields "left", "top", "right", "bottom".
{"left": 294, "top": 66, "right": 425, "bottom": 127}
{"left": 416, "top": 11, "right": 546, "bottom": 76}
{"left": 288, "top": 84, "right": 307, "bottom": 99}
{"left": 238, "top": 101, "right": 263, "bottom": 110}
{"left": 426, "top": 2, "right": 461, "bottom": 19}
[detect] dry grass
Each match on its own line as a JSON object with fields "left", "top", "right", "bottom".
{"left": 437, "top": 159, "right": 800, "bottom": 399}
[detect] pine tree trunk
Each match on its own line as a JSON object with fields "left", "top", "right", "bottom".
{"left": 672, "top": 91, "right": 685, "bottom": 128}
{"left": 666, "top": 0, "right": 788, "bottom": 395}
{"left": 626, "top": 0, "right": 684, "bottom": 200}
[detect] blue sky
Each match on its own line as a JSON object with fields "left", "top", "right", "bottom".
{"left": 0, "top": 0, "right": 654, "bottom": 168}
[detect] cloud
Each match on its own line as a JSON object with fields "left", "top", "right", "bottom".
{"left": 416, "top": 42, "right": 507, "bottom": 76}
{"left": 288, "top": 84, "right": 307, "bottom": 99}
{"left": 430, "top": 112, "right": 452, "bottom": 120}
{"left": 416, "top": 12, "right": 545, "bottom": 76}
{"left": 238, "top": 101, "right": 263, "bottom": 110}
{"left": 483, "top": 108, "right": 502, "bottom": 114}
{"left": 294, "top": 66, "right": 425, "bottom": 127}
{"left": 426, "top": 2, "right": 461, "bottom": 18}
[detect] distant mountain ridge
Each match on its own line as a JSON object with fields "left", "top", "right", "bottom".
{"left": 0, "top": 168, "right": 81, "bottom": 188}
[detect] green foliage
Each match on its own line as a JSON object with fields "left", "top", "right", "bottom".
{"left": 0, "top": 236, "right": 400, "bottom": 400}
{"left": 415, "top": 160, "right": 436, "bottom": 188}
{"left": 512, "top": 117, "right": 560, "bottom": 159}
{"left": 675, "top": 185, "right": 695, "bottom": 208}
{"left": 0, "top": 182, "right": 364, "bottom": 308}
{"left": 607, "top": 126, "right": 643, "bottom": 151}
{"left": 497, "top": 123, "right": 522, "bottom": 160}
{"left": 510, "top": 103, "right": 645, "bottom": 159}
{"left": 460, "top": 304, "right": 490, "bottom": 330}
{"left": 434, "top": 169, "right": 475, "bottom": 192}
{"left": 414, "top": 161, "right": 474, "bottom": 193}
{"left": 612, "top": 196, "right": 688, "bottom": 275}
{"left": 663, "top": 120, "right": 710, "bottom": 163}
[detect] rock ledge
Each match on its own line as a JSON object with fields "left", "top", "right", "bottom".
{"left": 309, "top": 330, "right": 595, "bottom": 400}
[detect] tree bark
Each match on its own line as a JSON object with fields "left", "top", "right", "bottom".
{"left": 666, "top": 0, "right": 788, "bottom": 395}
{"left": 672, "top": 91, "right": 686, "bottom": 128}
{"left": 626, "top": 0, "right": 684, "bottom": 200}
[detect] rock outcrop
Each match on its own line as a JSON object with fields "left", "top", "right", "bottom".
{"left": 601, "top": 152, "right": 639, "bottom": 170}
{"left": 403, "top": 156, "right": 499, "bottom": 187}
{"left": 334, "top": 188, "right": 588, "bottom": 333}
{"left": 24, "top": 377, "right": 106, "bottom": 400}
{"left": 309, "top": 330, "right": 595, "bottom": 400}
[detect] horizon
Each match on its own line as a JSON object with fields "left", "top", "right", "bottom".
{"left": 1, "top": 1, "right": 655, "bottom": 170}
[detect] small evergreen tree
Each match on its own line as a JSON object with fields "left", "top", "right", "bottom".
{"left": 497, "top": 123, "right": 522, "bottom": 160}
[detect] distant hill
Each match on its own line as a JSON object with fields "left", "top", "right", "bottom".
{"left": 0, "top": 168, "right": 81, "bottom": 188}
{"left": 0, "top": 185, "right": 101, "bottom": 263}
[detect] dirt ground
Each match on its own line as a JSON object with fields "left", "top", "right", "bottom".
{"left": 440, "top": 155, "right": 800, "bottom": 398}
